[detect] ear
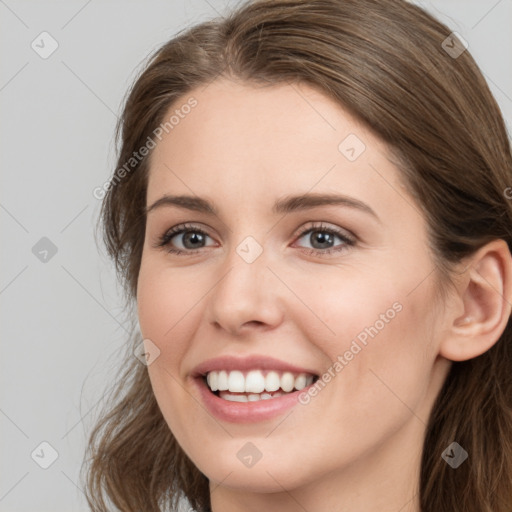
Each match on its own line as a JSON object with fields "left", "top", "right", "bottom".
{"left": 439, "top": 239, "right": 512, "bottom": 362}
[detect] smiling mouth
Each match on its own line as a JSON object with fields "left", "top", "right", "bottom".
{"left": 203, "top": 369, "right": 319, "bottom": 402}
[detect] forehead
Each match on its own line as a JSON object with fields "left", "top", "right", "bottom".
{"left": 146, "top": 78, "right": 408, "bottom": 219}
{"left": 151, "top": 77, "right": 381, "bottom": 162}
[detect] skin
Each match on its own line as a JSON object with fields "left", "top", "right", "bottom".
{"left": 136, "top": 77, "right": 512, "bottom": 512}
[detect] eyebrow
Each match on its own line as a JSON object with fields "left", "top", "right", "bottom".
{"left": 145, "top": 193, "right": 380, "bottom": 222}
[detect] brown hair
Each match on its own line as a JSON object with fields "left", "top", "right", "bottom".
{"left": 82, "top": 1, "right": 512, "bottom": 510}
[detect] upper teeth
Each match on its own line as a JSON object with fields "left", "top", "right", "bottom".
{"left": 206, "top": 370, "right": 314, "bottom": 393}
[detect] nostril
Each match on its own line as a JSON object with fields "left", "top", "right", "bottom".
{"left": 247, "top": 321, "right": 265, "bottom": 327}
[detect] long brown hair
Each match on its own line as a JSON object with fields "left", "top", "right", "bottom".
{"left": 82, "top": 1, "right": 512, "bottom": 510}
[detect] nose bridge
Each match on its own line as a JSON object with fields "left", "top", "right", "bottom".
{"left": 206, "top": 234, "right": 283, "bottom": 334}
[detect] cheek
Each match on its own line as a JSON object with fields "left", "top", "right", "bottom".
{"left": 285, "top": 266, "right": 403, "bottom": 354}
{"left": 136, "top": 259, "right": 202, "bottom": 368}
{"left": 136, "top": 259, "right": 205, "bottom": 441}
{"left": 294, "top": 264, "right": 437, "bottom": 402}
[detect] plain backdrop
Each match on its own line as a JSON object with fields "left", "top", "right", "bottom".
{"left": 1, "top": 1, "right": 511, "bottom": 511}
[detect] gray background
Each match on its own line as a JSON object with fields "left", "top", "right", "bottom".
{"left": 1, "top": 1, "right": 511, "bottom": 511}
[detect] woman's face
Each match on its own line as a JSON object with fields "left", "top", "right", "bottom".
{"left": 137, "top": 78, "right": 452, "bottom": 496}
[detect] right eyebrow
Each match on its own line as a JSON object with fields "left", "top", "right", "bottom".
{"left": 145, "top": 195, "right": 218, "bottom": 216}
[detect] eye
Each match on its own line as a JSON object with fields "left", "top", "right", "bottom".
{"left": 292, "top": 222, "right": 355, "bottom": 256}
{"left": 154, "top": 221, "right": 356, "bottom": 257}
{"left": 154, "top": 223, "right": 216, "bottom": 255}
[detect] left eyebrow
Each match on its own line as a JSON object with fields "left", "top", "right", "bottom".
{"left": 145, "top": 192, "right": 381, "bottom": 223}
{"left": 272, "top": 192, "right": 381, "bottom": 223}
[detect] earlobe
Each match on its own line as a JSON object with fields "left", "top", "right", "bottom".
{"left": 439, "top": 239, "right": 512, "bottom": 362}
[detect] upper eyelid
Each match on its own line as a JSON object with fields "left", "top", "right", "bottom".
{"left": 293, "top": 222, "right": 354, "bottom": 238}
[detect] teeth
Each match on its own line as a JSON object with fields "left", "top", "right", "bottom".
{"left": 222, "top": 393, "right": 248, "bottom": 402}
{"left": 205, "top": 369, "right": 315, "bottom": 394}
{"left": 218, "top": 370, "right": 228, "bottom": 391}
{"left": 281, "top": 372, "right": 295, "bottom": 392}
{"left": 265, "top": 371, "right": 280, "bottom": 392}
{"left": 295, "top": 374, "right": 307, "bottom": 390}
{"left": 220, "top": 390, "right": 284, "bottom": 402}
{"left": 245, "top": 370, "right": 266, "bottom": 393}
{"left": 206, "top": 372, "right": 218, "bottom": 392}
{"left": 228, "top": 370, "right": 245, "bottom": 392}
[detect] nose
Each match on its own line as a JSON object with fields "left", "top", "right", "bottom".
{"left": 205, "top": 244, "right": 285, "bottom": 337}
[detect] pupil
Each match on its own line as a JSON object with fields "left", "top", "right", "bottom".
{"left": 312, "top": 231, "right": 333, "bottom": 249}
{"left": 184, "top": 232, "right": 204, "bottom": 248}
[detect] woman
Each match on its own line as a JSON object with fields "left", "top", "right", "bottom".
{"left": 83, "top": 1, "right": 512, "bottom": 511}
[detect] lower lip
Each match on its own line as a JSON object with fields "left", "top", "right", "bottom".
{"left": 193, "top": 376, "right": 312, "bottom": 423}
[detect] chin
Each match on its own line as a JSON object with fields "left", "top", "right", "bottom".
{"left": 188, "top": 443, "right": 314, "bottom": 493}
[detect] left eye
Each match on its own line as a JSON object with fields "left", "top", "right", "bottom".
{"left": 293, "top": 225, "right": 355, "bottom": 254}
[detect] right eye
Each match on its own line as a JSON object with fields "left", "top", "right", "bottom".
{"left": 155, "top": 223, "right": 217, "bottom": 255}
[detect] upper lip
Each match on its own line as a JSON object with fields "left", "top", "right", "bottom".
{"left": 191, "top": 355, "right": 319, "bottom": 377}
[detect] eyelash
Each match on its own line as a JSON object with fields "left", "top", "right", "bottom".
{"left": 154, "top": 222, "right": 356, "bottom": 257}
